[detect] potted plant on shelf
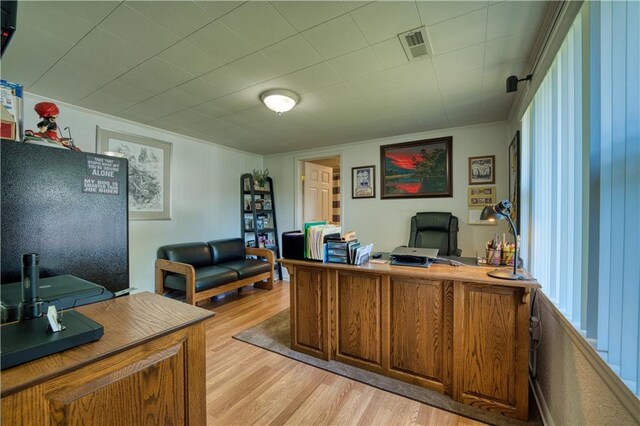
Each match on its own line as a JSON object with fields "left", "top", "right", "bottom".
{"left": 252, "top": 169, "right": 269, "bottom": 191}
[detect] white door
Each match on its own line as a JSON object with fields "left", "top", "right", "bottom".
{"left": 303, "top": 162, "right": 333, "bottom": 223}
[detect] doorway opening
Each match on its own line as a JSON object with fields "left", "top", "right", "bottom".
{"left": 296, "top": 155, "right": 341, "bottom": 229}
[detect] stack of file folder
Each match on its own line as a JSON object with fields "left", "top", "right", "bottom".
{"left": 325, "top": 232, "right": 373, "bottom": 265}
{"left": 326, "top": 239, "right": 361, "bottom": 264}
{"left": 304, "top": 222, "right": 341, "bottom": 261}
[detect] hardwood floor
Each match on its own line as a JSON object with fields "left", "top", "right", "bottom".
{"left": 199, "top": 280, "right": 485, "bottom": 426}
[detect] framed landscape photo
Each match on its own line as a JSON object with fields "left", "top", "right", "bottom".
{"left": 97, "top": 126, "right": 171, "bottom": 220}
{"left": 380, "top": 137, "right": 453, "bottom": 199}
{"left": 352, "top": 165, "right": 375, "bottom": 198}
{"left": 468, "top": 155, "right": 495, "bottom": 185}
{"left": 509, "top": 131, "right": 521, "bottom": 233}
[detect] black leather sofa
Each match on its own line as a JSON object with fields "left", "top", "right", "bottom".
{"left": 155, "top": 238, "right": 274, "bottom": 305}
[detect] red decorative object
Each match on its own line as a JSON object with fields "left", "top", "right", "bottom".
{"left": 24, "top": 102, "right": 80, "bottom": 151}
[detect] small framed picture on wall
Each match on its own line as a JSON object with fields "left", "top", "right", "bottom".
{"left": 468, "top": 155, "right": 495, "bottom": 185}
{"left": 352, "top": 165, "right": 375, "bottom": 199}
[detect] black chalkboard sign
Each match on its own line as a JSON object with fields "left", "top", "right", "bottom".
{"left": 1, "top": 141, "right": 129, "bottom": 293}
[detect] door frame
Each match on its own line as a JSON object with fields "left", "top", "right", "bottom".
{"left": 293, "top": 151, "right": 344, "bottom": 231}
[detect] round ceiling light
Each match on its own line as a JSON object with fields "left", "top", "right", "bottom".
{"left": 260, "top": 89, "right": 300, "bottom": 115}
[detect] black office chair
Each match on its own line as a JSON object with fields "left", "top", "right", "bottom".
{"left": 408, "top": 212, "right": 461, "bottom": 256}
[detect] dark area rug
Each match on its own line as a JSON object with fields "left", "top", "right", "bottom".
{"left": 233, "top": 309, "right": 542, "bottom": 426}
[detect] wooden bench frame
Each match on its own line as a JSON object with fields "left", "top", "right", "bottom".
{"left": 155, "top": 247, "right": 274, "bottom": 305}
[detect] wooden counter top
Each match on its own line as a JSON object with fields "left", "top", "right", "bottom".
{"left": 1, "top": 291, "right": 214, "bottom": 397}
{"left": 279, "top": 258, "right": 540, "bottom": 289}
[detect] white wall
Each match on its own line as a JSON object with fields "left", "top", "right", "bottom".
{"left": 265, "top": 122, "right": 510, "bottom": 259}
{"left": 22, "top": 93, "right": 262, "bottom": 293}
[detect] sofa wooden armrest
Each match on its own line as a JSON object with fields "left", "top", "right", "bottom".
{"left": 155, "top": 259, "right": 197, "bottom": 304}
{"left": 246, "top": 247, "right": 275, "bottom": 266}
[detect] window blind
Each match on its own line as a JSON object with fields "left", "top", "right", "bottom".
{"left": 592, "top": 0, "right": 640, "bottom": 393}
{"left": 523, "top": 14, "right": 584, "bottom": 329}
{"left": 522, "top": 1, "right": 640, "bottom": 396}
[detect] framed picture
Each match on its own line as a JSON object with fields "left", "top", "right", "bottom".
{"left": 352, "top": 165, "right": 375, "bottom": 198}
{"left": 468, "top": 155, "right": 495, "bottom": 185}
{"left": 380, "top": 137, "right": 453, "bottom": 199}
{"left": 262, "top": 199, "right": 272, "bottom": 210}
{"left": 244, "top": 217, "right": 253, "bottom": 230}
{"left": 467, "top": 186, "right": 496, "bottom": 206}
{"left": 509, "top": 131, "right": 521, "bottom": 233}
{"left": 97, "top": 126, "right": 171, "bottom": 220}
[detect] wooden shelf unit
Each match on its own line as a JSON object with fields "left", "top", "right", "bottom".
{"left": 241, "top": 174, "right": 282, "bottom": 279}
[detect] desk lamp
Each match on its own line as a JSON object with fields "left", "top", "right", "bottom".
{"left": 480, "top": 200, "right": 524, "bottom": 280}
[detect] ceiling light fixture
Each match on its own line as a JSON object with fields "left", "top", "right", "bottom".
{"left": 506, "top": 74, "right": 533, "bottom": 93}
{"left": 260, "top": 89, "right": 300, "bottom": 115}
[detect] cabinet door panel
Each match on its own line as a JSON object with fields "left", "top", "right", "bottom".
{"left": 336, "top": 272, "right": 381, "bottom": 366}
{"left": 389, "top": 278, "right": 450, "bottom": 390}
{"left": 293, "top": 267, "right": 325, "bottom": 354}
{"left": 455, "top": 282, "right": 529, "bottom": 419}
{"left": 47, "top": 343, "right": 185, "bottom": 425}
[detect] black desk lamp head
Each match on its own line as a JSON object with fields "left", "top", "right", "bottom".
{"left": 480, "top": 201, "right": 524, "bottom": 280}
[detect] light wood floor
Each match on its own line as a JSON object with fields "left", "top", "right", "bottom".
{"left": 199, "top": 280, "right": 486, "bottom": 426}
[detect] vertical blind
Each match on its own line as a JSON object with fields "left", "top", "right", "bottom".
{"left": 522, "top": 1, "right": 640, "bottom": 396}
{"left": 523, "top": 12, "right": 584, "bottom": 327}
{"left": 593, "top": 0, "right": 640, "bottom": 393}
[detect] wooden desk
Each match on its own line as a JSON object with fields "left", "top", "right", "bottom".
{"left": 1, "top": 292, "right": 214, "bottom": 425}
{"left": 280, "top": 259, "right": 540, "bottom": 421}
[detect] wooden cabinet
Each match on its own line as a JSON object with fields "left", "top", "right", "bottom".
{"left": 453, "top": 282, "right": 530, "bottom": 420}
{"left": 282, "top": 259, "right": 538, "bottom": 421}
{"left": 388, "top": 277, "right": 453, "bottom": 394}
{"left": 290, "top": 266, "right": 328, "bottom": 359}
{"left": 1, "top": 292, "right": 213, "bottom": 426}
{"left": 335, "top": 271, "right": 383, "bottom": 369}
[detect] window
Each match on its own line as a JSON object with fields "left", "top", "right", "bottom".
{"left": 521, "top": 2, "right": 640, "bottom": 396}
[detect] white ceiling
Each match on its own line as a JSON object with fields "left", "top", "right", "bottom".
{"left": 2, "top": 1, "right": 549, "bottom": 155}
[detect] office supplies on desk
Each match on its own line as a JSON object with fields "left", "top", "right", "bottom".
{"left": 304, "top": 222, "right": 341, "bottom": 261}
{"left": 326, "top": 237, "right": 360, "bottom": 264}
{"left": 282, "top": 231, "right": 305, "bottom": 260}
{"left": 353, "top": 243, "right": 373, "bottom": 265}
{"left": 1, "top": 275, "right": 113, "bottom": 324}
{"left": 1, "top": 310, "right": 104, "bottom": 370}
{"left": 389, "top": 246, "right": 439, "bottom": 268}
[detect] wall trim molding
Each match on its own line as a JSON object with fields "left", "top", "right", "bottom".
{"left": 530, "top": 377, "right": 554, "bottom": 426}
{"left": 538, "top": 291, "right": 640, "bottom": 423}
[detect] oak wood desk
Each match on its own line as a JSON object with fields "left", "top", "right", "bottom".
{"left": 280, "top": 259, "right": 540, "bottom": 421}
{"left": 1, "top": 292, "right": 214, "bottom": 425}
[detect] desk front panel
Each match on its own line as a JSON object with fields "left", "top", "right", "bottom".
{"left": 290, "top": 266, "right": 328, "bottom": 359}
{"left": 387, "top": 277, "right": 453, "bottom": 394}
{"left": 282, "top": 260, "right": 534, "bottom": 421}
{"left": 334, "top": 271, "right": 383, "bottom": 369}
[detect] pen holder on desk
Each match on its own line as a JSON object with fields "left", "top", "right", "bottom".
{"left": 486, "top": 249, "right": 502, "bottom": 266}
{"left": 502, "top": 249, "right": 515, "bottom": 266}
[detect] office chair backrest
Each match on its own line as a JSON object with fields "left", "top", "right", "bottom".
{"left": 408, "top": 212, "right": 460, "bottom": 256}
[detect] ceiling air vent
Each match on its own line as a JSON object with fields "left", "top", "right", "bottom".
{"left": 398, "top": 26, "right": 433, "bottom": 61}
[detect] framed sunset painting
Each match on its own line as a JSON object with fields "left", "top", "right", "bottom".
{"left": 380, "top": 137, "right": 453, "bottom": 199}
